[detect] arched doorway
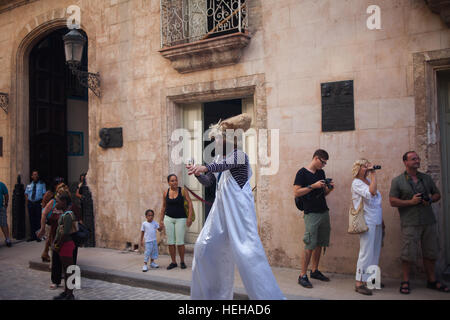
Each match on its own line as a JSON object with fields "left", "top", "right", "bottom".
{"left": 28, "top": 28, "right": 89, "bottom": 189}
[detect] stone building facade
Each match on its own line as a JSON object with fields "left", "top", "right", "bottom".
{"left": 0, "top": 0, "right": 449, "bottom": 279}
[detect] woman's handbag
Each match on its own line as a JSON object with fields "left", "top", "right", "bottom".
{"left": 348, "top": 197, "right": 368, "bottom": 234}
{"left": 182, "top": 187, "right": 196, "bottom": 222}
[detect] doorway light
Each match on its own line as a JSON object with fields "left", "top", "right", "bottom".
{"left": 63, "top": 29, "right": 101, "bottom": 97}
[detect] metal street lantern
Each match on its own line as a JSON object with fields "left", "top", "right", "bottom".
{"left": 63, "top": 29, "right": 86, "bottom": 67}
{"left": 63, "top": 29, "right": 101, "bottom": 97}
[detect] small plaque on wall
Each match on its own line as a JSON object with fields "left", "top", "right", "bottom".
{"left": 321, "top": 80, "right": 355, "bottom": 132}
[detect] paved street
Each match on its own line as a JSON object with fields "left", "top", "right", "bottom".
{"left": 0, "top": 242, "right": 189, "bottom": 300}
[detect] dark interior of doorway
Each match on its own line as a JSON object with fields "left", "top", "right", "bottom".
{"left": 29, "top": 28, "right": 88, "bottom": 188}
{"left": 203, "top": 99, "right": 242, "bottom": 220}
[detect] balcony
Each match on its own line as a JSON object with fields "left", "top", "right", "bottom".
{"left": 425, "top": 0, "right": 450, "bottom": 27}
{"left": 159, "top": 0, "right": 251, "bottom": 73}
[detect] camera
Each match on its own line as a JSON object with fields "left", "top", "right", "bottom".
{"left": 370, "top": 165, "right": 381, "bottom": 170}
{"left": 419, "top": 193, "right": 431, "bottom": 202}
{"left": 324, "top": 178, "right": 333, "bottom": 190}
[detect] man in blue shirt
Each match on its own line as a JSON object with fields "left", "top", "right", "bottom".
{"left": 0, "top": 180, "right": 11, "bottom": 247}
{"left": 25, "top": 170, "right": 46, "bottom": 242}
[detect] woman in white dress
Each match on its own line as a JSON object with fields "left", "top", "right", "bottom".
{"left": 351, "top": 159, "right": 383, "bottom": 296}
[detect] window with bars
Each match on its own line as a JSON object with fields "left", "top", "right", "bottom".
{"left": 160, "top": 0, "right": 248, "bottom": 48}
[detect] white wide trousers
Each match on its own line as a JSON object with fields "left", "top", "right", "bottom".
{"left": 191, "top": 169, "right": 285, "bottom": 300}
{"left": 355, "top": 224, "right": 382, "bottom": 282}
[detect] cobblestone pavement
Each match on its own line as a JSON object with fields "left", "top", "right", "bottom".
{"left": 0, "top": 261, "right": 189, "bottom": 300}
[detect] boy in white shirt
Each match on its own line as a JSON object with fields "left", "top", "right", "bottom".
{"left": 140, "top": 209, "right": 163, "bottom": 271}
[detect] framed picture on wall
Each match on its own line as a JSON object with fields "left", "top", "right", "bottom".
{"left": 68, "top": 131, "right": 84, "bottom": 156}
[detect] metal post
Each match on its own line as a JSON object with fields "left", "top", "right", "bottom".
{"left": 80, "top": 180, "right": 96, "bottom": 247}
{"left": 238, "top": 0, "right": 242, "bottom": 33}
{"left": 12, "top": 175, "right": 25, "bottom": 240}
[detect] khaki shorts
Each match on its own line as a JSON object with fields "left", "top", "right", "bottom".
{"left": 303, "top": 210, "right": 331, "bottom": 250}
{"left": 401, "top": 224, "right": 439, "bottom": 262}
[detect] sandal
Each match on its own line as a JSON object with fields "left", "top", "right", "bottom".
{"left": 399, "top": 281, "right": 410, "bottom": 294}
{"left": 427, "top": 281, "right": 450, "bottom": 293}
{"left": 50, "top": 284, "right": 59, "bottom": 290}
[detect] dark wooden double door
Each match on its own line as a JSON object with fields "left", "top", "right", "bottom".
{"left": 29, "top": 29, "right": 68, "bottom": 185}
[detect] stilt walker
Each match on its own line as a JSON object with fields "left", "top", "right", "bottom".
{"left": 187, "top": 114, "right": 285, "bottom": 300}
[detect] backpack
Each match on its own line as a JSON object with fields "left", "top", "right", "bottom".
{"left": 71, "top": 222, "right": 90, "bottom": 247}
{"left": 61, "top": 210, "right": 89, "bottom": 247}
{"left": 295, "top": 196, "right": 304, "bottom": 211}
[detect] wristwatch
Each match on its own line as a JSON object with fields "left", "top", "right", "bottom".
{"left": 307, "top": 185, "right": 313, "bottom": 190}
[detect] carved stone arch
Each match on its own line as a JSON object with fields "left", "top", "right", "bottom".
{"left": 8, "top": 6, "right": 99, "bottom": 217}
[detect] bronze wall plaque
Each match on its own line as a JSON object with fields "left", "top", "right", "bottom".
{"left": 321, "top": 80, "right": 355, "bottom": 132}
{"left": 99, "top": 127, "right": 123, "bottom": 149}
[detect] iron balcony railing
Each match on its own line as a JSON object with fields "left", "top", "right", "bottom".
{"left": 160, "top": 0, "right": 248, "bottom": 48}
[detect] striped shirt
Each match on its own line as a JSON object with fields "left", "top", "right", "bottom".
{"left": 197, "top": 149, "right": 249, "bottom": 189}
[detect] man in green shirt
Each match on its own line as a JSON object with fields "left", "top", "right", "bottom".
{"left": 389, "top": 151, "right": 448, "bottom": 294}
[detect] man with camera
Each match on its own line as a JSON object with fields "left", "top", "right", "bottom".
{"left": 389, "top": 151, "right": 448, "bottom": 294}
{"left": 293, "top": 149, "right": 334, "bottom": 288}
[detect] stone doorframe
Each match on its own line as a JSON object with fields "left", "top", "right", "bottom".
{"left": 413, "top": 49, "right": 450, "bottom": 277}
{"left": 8, "top": 8, "right": 99, "bottom": 231}
{"left": 161, "top": 73, "right": 269, "bottom": 227}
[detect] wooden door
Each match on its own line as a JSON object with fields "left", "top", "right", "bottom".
{"left": 182, "top": 103, "right": 204, "bottom": 243}
{"left": 437, "top": 70, "right": 450, "bottom": 266}
{"left": 29, "top": 29, "right": 68, "bottom": 184}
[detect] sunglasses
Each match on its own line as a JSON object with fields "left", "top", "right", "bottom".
{"left": 319, "top": 158, "right": 327, "bottom": 165}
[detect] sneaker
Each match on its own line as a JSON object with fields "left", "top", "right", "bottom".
{"left": 298, "top": 275, "right": 313, "bottom": 288}
{"left": 150, "top": 262, "right": 159, "bottom": 269}
{"left": 310, "top": 270, "right": 330, "bottom": 282}
{"left": 5, "top": 239, "right": 11, "bottom": 247}
{"left": 180, "top": 262, "right": 187, "bottom": 269}
{"left": 53, "top": 292, "right": 67, "bottom": 300}
{"left": 167, "top": 262, "right": 177, "bottom": 270}
{"left": 142, "top": 264, "right": 148, "bottom": 272}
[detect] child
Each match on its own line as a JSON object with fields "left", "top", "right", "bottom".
{"left": 140, "top": 209, "right": 163, "bottom": 272}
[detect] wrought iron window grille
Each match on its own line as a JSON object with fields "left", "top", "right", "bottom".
{"left": 160, "top": 0, "right": 248, "bottom": 48}
{"left": 0, "top": 92, "right": 8, "bottom": 114}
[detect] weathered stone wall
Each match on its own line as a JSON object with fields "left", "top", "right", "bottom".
{"left": 0, "top": 0, "right": 448, "bottom": 278}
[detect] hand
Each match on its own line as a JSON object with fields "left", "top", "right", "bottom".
{"left": 52, "top": 243, "right": 60, "bottom": 253}
{"left": 187, "top": 165, "right": 208, "bottom": 176}
{"left": 186, "top": 218, "right": 192, "bottom": 227}
{"left": 312, "top": 180, "right": 326, "bottom": 189}
{"left": 410, "top": 193, "right": 422, "bottom": 205}
{"left": 37, "top": 229, "right": 45, "bottom": 239}
{"left": 140, "top": 241, "right": 144, "bottom": 249}
{"left": 159, "top": 220, "right": 165, "bottom": 228}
